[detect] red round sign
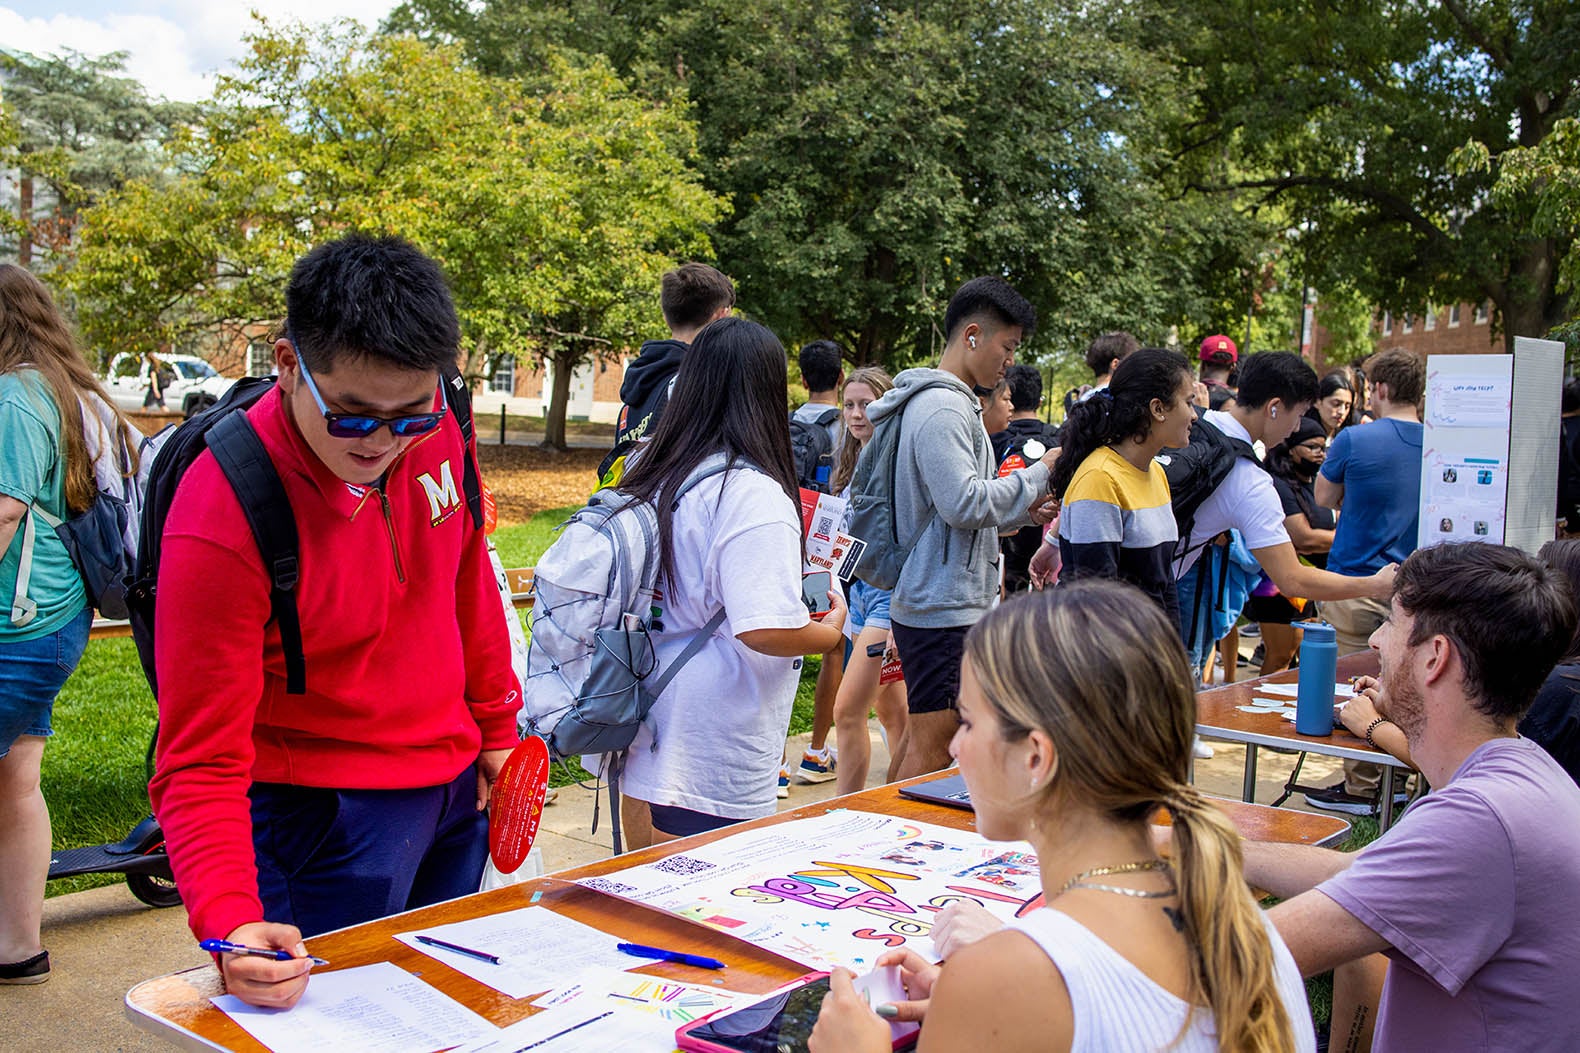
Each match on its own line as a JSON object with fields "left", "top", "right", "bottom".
{"left": 488, "top": 736, "right": 550, "bottom": 874}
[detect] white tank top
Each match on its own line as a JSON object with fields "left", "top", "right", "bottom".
{"left": 1007, "top": 907, "right": 1316, "bottom": 1052}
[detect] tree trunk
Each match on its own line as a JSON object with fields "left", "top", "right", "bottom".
{"left": 542, "top": 348, "right": 575, "bottom": 451}
{"left": 1497, "top": 236, "right": 1569, "bottom": 352}
{"left": 18, "top": 176, "right": 33, "bottom": 268}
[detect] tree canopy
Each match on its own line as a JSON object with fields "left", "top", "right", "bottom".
{"left": 1163, "top": 0, "right": 1579, "bottom": 349}
{"left": 56, "top": 21, "right": 722, "bottom": 446}
{"left": 391, "top": 0, "right": 1258, "bottom": 369}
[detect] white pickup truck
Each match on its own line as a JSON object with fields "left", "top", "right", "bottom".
{"left": 102, "top": 353, "right": 236, "bottom": 418}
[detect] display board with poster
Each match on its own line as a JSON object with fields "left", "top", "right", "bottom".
{"left": 1418, "top": 339, "right": 1564, "bottom": 554}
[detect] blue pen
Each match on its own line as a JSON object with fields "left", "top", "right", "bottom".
{"left": 616, "top": 942, "right": 725, "bottom": 970}
{"left": 199, "top": 939, "right": 328, "bottom": 966}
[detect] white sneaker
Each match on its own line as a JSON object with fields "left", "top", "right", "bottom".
{"left": 1192, "top": 737, "right": 1215, "bottom": 760}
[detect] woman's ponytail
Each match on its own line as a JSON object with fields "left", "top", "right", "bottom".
{"left": 1165, "top": 785, "right": 1295, "bottom": 1053}
{"left": 1049, "top": 393, "right": 1117, "bottom": 498}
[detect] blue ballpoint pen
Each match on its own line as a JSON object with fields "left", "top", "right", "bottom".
{"left": 616, "top": 942, "right": 725, "bottom": 969}
{"left": 199, "top": 939, "right": 329, "bottom": 966}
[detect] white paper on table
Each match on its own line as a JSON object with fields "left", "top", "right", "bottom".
{"left": 1256, "top": 682, "right": 1355, "bottom": 699}
{"left": 447, "top": 1003, "right": 676, "bottom": 1053}
{"left": 532, "top": 965, "right": 750, "bottom": 1024}
{"left": 396, "top": 907, "right": 634, "bottom": 1000}
{"left": 210, "top": 961, "right": 495, "bottom": 1053}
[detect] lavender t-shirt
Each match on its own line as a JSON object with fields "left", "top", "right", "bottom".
{"left": 1318, "top": 737, "right": 1580, "bottom": 1051}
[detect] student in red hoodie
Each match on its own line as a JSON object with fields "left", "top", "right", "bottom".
{"left": 148, "top": 235, "right": 518, "bottom": 1010}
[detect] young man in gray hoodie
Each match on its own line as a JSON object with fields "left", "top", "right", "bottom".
{"left": 867, "top": 276, "right": 1058, "bottom": 780}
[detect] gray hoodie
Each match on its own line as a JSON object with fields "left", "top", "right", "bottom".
{"left": 867, "top": 367, "right": 1050, "bottom": 627}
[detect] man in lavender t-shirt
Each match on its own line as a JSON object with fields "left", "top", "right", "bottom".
{"left": 1239, "top": 543, "right": 1580, "bottom": 1051}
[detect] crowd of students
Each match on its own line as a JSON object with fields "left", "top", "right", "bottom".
{"left": 4, "top": 241, "right": 1579, "bottom": 1050}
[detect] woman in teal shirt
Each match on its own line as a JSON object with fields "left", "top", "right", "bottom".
{"left": 0, "top": 264, "right": 136, "bottom": 984}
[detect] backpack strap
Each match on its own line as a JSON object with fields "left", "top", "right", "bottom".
{"left": 815, "top": 406, "right": 840, "bottom": 427}
{"left": 206, "top": 411, "right": 307, "bottom": 695}
{"left": 8, "top": 506, "right": 46, "bottom": 627}
{"left": 442, "top": 363, "right": 484, "bottom": 531}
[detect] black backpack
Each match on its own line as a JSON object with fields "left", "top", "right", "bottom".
{"left": 790, "top": 406, "right": 840, "bottom": 493}
{"left": 124, "top": 366, "right": 482, "bottom": 698}
{"left": 1156, "top": 407, "right": 1262, "bottom": 647}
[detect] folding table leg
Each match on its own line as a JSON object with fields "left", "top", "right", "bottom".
{"left": 1271, "top": 751, "right": 1308, "bottom": 807}
{"left": 1241, "top": 744, "right": 1259, "bottom": 803}
{"left": 1376, "top": 766, "right": 1399, "bottom": 834}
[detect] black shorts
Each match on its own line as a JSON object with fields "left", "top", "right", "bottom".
{"left": 1246, "top": 592, "right": 1304, "bottom": 625}
{"left": 891, "top": 621, "right": 970, "bottom": 715}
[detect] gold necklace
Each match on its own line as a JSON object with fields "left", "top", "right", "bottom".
{"left": 1058, "top": 859, "right": 1175, "bottom": 899}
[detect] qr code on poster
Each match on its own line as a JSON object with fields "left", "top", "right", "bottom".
{"left": 652, "top": 855, "right": 716, "bottom": 876}
{"left": 581, "top": 878, "right": 638, "bottom": 896}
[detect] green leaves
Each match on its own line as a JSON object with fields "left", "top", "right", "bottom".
{"left": 53, "top": 19, "right": 722, "bottom": 427}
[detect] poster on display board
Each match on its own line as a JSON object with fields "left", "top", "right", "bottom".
{"left": 1417, "top": 339, "right": 1564, "bottom": 555}
{"left": 1419, "top": 355, "right": 1513, "bottom": 547}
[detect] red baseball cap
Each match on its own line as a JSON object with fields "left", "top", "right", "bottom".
{"left": 1199, "top": 334, "right": 1238, "bottom": 364}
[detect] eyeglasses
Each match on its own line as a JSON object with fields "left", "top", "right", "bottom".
{"left": 293, "top": 344, "right": 447, "bottom": 439}
{"left": 1295, "top": 442, "right": 1328, "bottom": 454}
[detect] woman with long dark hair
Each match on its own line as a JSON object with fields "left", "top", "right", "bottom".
{"left": 1307, "top": 372, "right": 1354, "bottom": 437}
{"left": 616, "top": 317, "right": 846, "bottom": 848}
{"left": 812, "top": 583, "right": 1311, "bottom": 1052}
{"left": 1245, "top": 416, "right": 1335, "bottom": 674}
{"left": 1, "top": 265, "right": 139, "bottom": 984}
{"left": 1038, "top": 347, "right": 1195, "bottom": 623}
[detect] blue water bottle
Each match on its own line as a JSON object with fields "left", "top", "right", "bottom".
{"left": 1295, "top": 622, "right": 1339, "bottom": 736}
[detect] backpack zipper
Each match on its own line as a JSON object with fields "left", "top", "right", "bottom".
{"left": 375, "top": 487, "right": 407, "bottom": 583}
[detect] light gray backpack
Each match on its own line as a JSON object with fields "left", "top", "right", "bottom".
{"left": 521, "top": 456, "right": 732, "bottom": 850}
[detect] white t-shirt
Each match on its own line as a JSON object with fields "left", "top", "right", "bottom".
{"left": 1172, "top": 411, "right": 1290, "bottom": 577}
{"left": 620, "top": 466, "right": 810, "bottom": 819}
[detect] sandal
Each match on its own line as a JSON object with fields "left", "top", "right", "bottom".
{"left": 0, "top": 950, "right": 49, "bottom": 985}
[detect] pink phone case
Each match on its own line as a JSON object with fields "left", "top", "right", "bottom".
{"left": 675, "top": 971, "right": 917, "bottom": 1053}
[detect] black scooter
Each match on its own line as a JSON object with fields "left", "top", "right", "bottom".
{"left": 48, "top": 814, "right": 178, "bottom": 908}
{"left": 46, "top": 735, "right": 180, "bottom": 908}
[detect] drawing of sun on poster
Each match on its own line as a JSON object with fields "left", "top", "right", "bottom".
{"left": 577, "top": 811, "right": 1043, "bottom": 971}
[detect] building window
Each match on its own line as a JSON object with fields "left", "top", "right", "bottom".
{"left": 1382, "top": 311, "right": 1392, "bottom": 335}
{"left": 247, "top": 340, "right": 274, "bottom": 377}
{"left": 1449, "top": 304, "right": 1461, "bottom": 327}
{"left": 1403, "top": 313, "right": 1414, "bottom": 334}
{"left": 1424, "top": 307, "right": 1436, "bottom": 331}
{"left": 489, "top": 355, "right": 516, "bottom": 394}
{"left": 1475, "top": 301, "right": 1489, "bottom": 324}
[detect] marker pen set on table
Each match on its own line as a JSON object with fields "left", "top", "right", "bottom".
{"left": 198, "top": 940, "right": 329, "bottom": 966}
{"left": 408, "top": 935, "right": 725, "bottom": 970}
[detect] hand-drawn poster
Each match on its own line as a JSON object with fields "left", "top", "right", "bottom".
{"left": 577, "top": 811, "right": 1044, "bottom": 971}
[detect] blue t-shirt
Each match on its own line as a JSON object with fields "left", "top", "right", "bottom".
{"left": 1320, "top": 418, "right": 1423, "bottom": 576}
{"left": 0, "top": 370, "right": 87, "bottom": 640}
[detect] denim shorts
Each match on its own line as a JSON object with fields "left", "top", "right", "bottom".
{"left": 845, "top": 579, "right": 893, "bottom": 638}
{"left": 0, "top": 608, "right": 92, "bottom": 757}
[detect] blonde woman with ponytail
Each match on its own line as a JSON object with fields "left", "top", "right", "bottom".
{"left": 811, "top": 581, "right": 1312, "bottom": 1053}
{"left": 0, "top": 264, "right": 140, "bottom": 985}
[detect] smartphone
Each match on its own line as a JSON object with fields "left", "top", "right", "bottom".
{"left": 801, "top": 571, "right": 833, "bottom": 619}
{"left": 674, "top": 972, "right": 917, "bottom": 1053}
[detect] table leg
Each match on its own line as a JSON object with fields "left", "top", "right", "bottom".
{"left": 1241, "top": 744, "right": 1259, "bottom": 803}
{"left": 1377, "top": 766, "right": 1398, "bottom": 834}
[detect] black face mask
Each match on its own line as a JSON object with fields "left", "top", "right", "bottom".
{"left": 1292, "top": 459, "right": 1321, "bottom": 479}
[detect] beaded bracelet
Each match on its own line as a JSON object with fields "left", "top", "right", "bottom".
{"left": 1363, "top": 716, "right": 1390, "bottom": 748}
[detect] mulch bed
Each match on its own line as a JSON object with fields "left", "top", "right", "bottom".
{"left": 477, "top": 444, "right": 604, "bottom": 525}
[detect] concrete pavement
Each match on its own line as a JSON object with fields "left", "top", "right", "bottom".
{"left": 9, "top": 720, "right": 1352, "bottom": 1052}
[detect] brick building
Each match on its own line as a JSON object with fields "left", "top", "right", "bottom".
{"left": 1370, "top": 301, "right": 1501, "bottom": 357}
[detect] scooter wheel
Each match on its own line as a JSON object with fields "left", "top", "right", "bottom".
{"left": 127, "top": 871, "right": 182, "bottom": 909}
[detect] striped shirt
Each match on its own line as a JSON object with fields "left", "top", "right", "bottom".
{"left": 1058, "top": 446, "right": 1179, "bottom": 624}
{"left": 1009, "top": 907, "right": 1315, "bottom": 1052}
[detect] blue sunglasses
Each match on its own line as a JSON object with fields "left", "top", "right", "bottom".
{"left": 293, "top": 345, "right": 447, "bottom": 439}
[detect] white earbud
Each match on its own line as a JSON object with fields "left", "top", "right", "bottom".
{"left": 1271, "top": 407, "right": 1278, "bottom": 419}
{"left": 969, "top": 335, "right": 977, "bottom": 348}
